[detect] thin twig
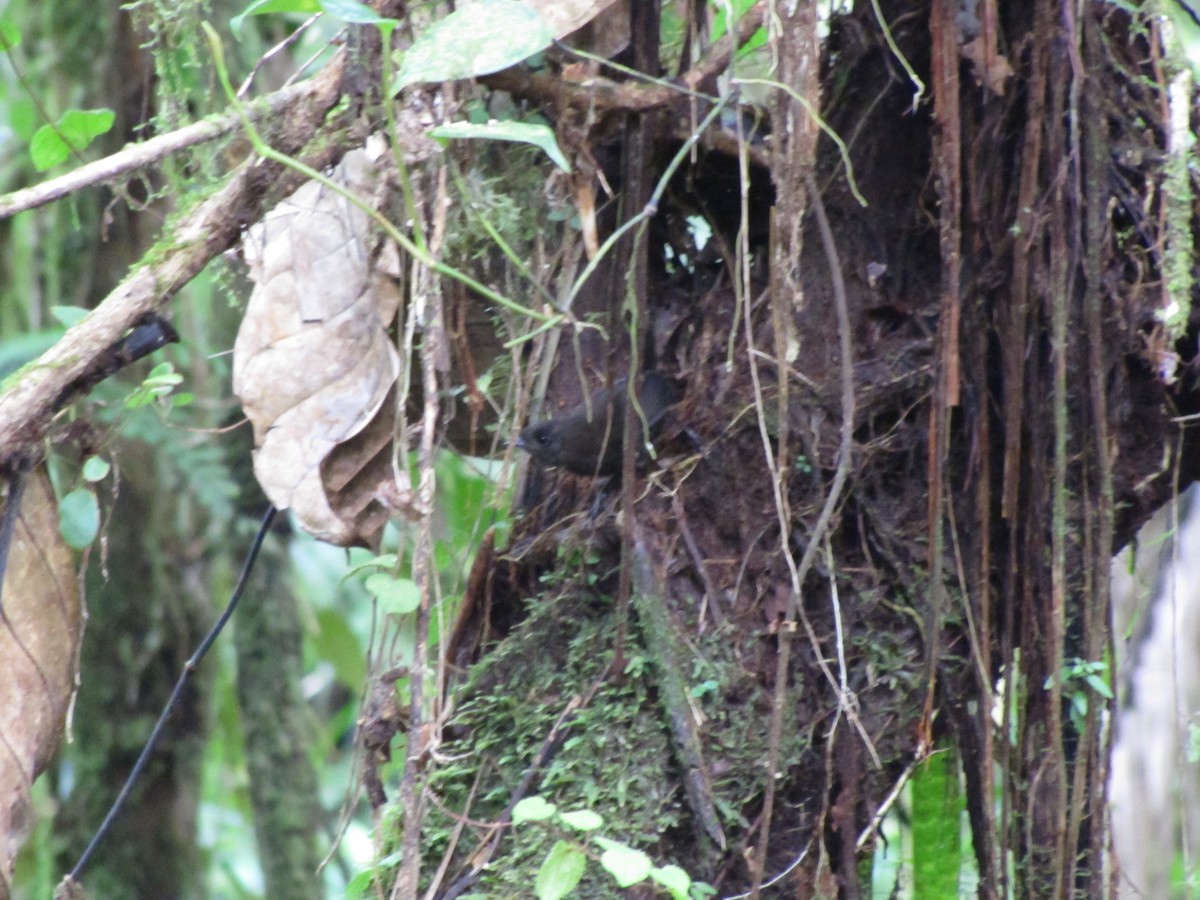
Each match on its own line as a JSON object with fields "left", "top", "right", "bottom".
{"left": 0, "top": 79, "right": 320, "bottom": 220}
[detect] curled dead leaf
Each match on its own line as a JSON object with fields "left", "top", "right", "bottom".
{"left": 234, "top": 141, "right": 407, "bottom": 546}
{"left": 0, "top": 468, "right": 83, "bottom": 895}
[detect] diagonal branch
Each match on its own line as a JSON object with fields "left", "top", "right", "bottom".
{"left": 0, "top": 78, "right": 325, "bottom": 221}
{"left": 0, "top": 54, "right": 353, "bottom": 468}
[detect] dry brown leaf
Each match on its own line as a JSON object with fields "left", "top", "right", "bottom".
{"left": 234, "top": 140, "right": 406, "bottom": 546}
{"left": 0, "top": 469, "right": 84, "bottom": 895}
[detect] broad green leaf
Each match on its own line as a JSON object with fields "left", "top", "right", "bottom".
{"left": 512, "top": 795, "right": 557, "bottom": 824}
{"left": 0, "top": 329, "right": 63, "bottom": 382}
{"left": 557, "top": 809, "right": 603, "bottom": 831}
{"left": 82, "top": 457, "right": 110, "bottom": 482}
{"left": 364, "top": 573, "right": 420, "bottom": 613}
{"left": 30, "top": 108, "right": 115, "bottom": 171}
{"left": 345, "top": 552, "right": 399, "bottom": 578}
{"left": 595, "top": 838, "right": 652, "bottom": 887}
{"left": 711, "top": 0, "right": 758, "bottom": 41}
{"left": 0, "top": 20, "right": 21, "bottom": 48}
{"left": 343, "top": 868, "right": 374, "bottom": 899}
{"left": 126, "top": 362, "right": 184, "bottom": 409}
{"left": 911, "top": 750, "right": 963, "bottom": 897}
{"left": 231, "top": 0, "right": 321, "bottom": 36}
{"left": 314, "top": 607, "right": 367, "bottom": 688}
{"left": 650, "top": 864, "right": 691, "bottom": 899}
{"left": 430, "top": 120, "right": 570, "bottom": 172}
{"left": 535, "top": 841, "right": 586, "bottom": 900}
{"left": 321, "top": 0, "right": 395, "bottom": 25}
{"left": 394, "top": 0, "right": 553, "bottom": 91}
{"left": 146, "top": 361, "right": 182, "bottom": 382}
{"left": 50, "top": 305, "right": 89, "bottom": 327}
{"left": 58, "top": 487, "right": 100, "bottom": 549}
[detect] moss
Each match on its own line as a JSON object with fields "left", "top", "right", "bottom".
{"left": 409, "top": 560, "right": 810, "bottom": 895}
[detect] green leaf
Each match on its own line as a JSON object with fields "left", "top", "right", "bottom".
{"left": 394, "top": 0, "right": 553, "bottom": 91}
{"left": 650, "top": 864, "right": 691, "bottom": 899}
{"left": 343, "top": 868, "right": 374, "bottom": 899}
{"left": 595, "top": 839, "right": 652, "bottom": 887}
{"left": 557, "top": 809, "right": 603, "bottom": 831}
{"left": 125, "top": 362, "right": 184, "bottom": 409}
{"left": 535, "top": 841, "right": 587, "bottom": 900}
{"left": 429, "top": 120, "right": 570, "bottom": 172}
{"left": 0, "top": 329, "right": 64, "bottom": 383}
{"left": 1085, "top": 673, "right": 1114, "bottom": 699}
{"left": 320, "top": 0, "right": 395, "bottom": 25}
{"left": 231, "top": 0, "right": 321, "bottom": 36}
{"left": 30, "top": 108, "right": 115, "bottom": 171}
{"left": 345, "top": 552, "right": 399, "bottom": 580}
{"left": 1188, "top": 723, "right": 1200, "bottom": 765}
{"left": 512, "top": 795, "right": 557, "bottom": 824}
{"left": 0, "top": 20, "right": 22, "bottom": 48}
{"left": 50, "top": 305, "right": 89, "bottom": 327}
{"left": 58, "top": 488, "right": 100, "bottom": 549}
{"left": 82, "top": 456, "right": 111, "bottom": 482}
{"left": 364, "top": 573, "right": 420, "bottom": 614}
{"left": 911, "top": 750, "right": 963, "bottom": 898}
{"left": 710, "top": 0, "right": 758, "bottom": 42}
{"left": 314, "top": 607, "right": 367, "bottom": 688}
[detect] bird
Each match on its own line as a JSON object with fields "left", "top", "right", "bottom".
{"left": 516, "top": 371, "right": 678, "bottom": 477}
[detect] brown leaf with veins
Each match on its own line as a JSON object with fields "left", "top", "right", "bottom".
{"left": 0, "top": 468, "right": 83, "bottom": 897}
{"left": 234, "top": 140, "right": 406, "bottom": 547}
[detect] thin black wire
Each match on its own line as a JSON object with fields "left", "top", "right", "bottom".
{"left": 68, "top": 505, "right": 277, "bottom": 882}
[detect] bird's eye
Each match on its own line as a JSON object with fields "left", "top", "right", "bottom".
{"left": 536, "top": 432, "right": 549, "bottom": 445}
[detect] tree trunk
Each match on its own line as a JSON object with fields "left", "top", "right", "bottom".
{"left": 426, "top": 1, "right": 1200, "bottom": 897}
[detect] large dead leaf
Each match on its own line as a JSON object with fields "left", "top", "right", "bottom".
{"left": 0, "top": 469, "right": 83, "bottom": 897}
{"left": 233, "top": 141, "right": 405, "bottom": 547}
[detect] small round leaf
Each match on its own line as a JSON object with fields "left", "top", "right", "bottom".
{"left": 512, "top": 796, "right": 557, "bottom": 824}
{"left": 58, "top": 488, "right": 99, "bottom": 549}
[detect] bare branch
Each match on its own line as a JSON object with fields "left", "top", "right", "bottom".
{"left": 0, "top": 55, "right": 352, "bottom": 467}
{"left": 0, "top": 79, "right": 323, "bottom": 220}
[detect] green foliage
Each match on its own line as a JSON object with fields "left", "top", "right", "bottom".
{"left": 29, "top": 107, "right": 115, "bottom": 171}
{"left": 1187, "top": 720, "right": 1200, "bottom": 765}
{"left": 231, "top": 0, "right": 321, "bottom": 36}
{"left": 536, "top": 840, "right": 588, "bottom": 900}
{"left": 0, "top": 19, "right": 21, "bottom": 48}
{"left": 81, "top": 455, "right": 110, "bottom": 482}
{"left": 431, "top": 121, "right": 570, "bottom": 173}
{"left": 393, "top": 0, "right": 553, "bottom": 91}
{"left": 1046, "top": 656, "right": 1114, "bottom": 734}
{"left": 320, "top": 0, "right": 390, "bottom": 25}
{"left": 363, "top": 572, "right": 421, "bottom": 614}
{"left": 910, "top": 752, "right": 964, "bottom": 898}
{"left": 406, "top": 571, "right": 772, "bottom": 897}
{"left": 57, "top": 486, "right": 100, "bottom": 549}
{"left": 513, "top": 797, "right": 703, "bottom": 899}
{"left": 123, "top": 361, "right": 192, "bottom": 411}
{"left": 0, "top": 329, "right": 64, "bottom": 383}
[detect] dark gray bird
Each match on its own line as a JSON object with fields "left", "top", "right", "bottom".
{"left": 517, "top": 371, "right": 678, "bottom": 476}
